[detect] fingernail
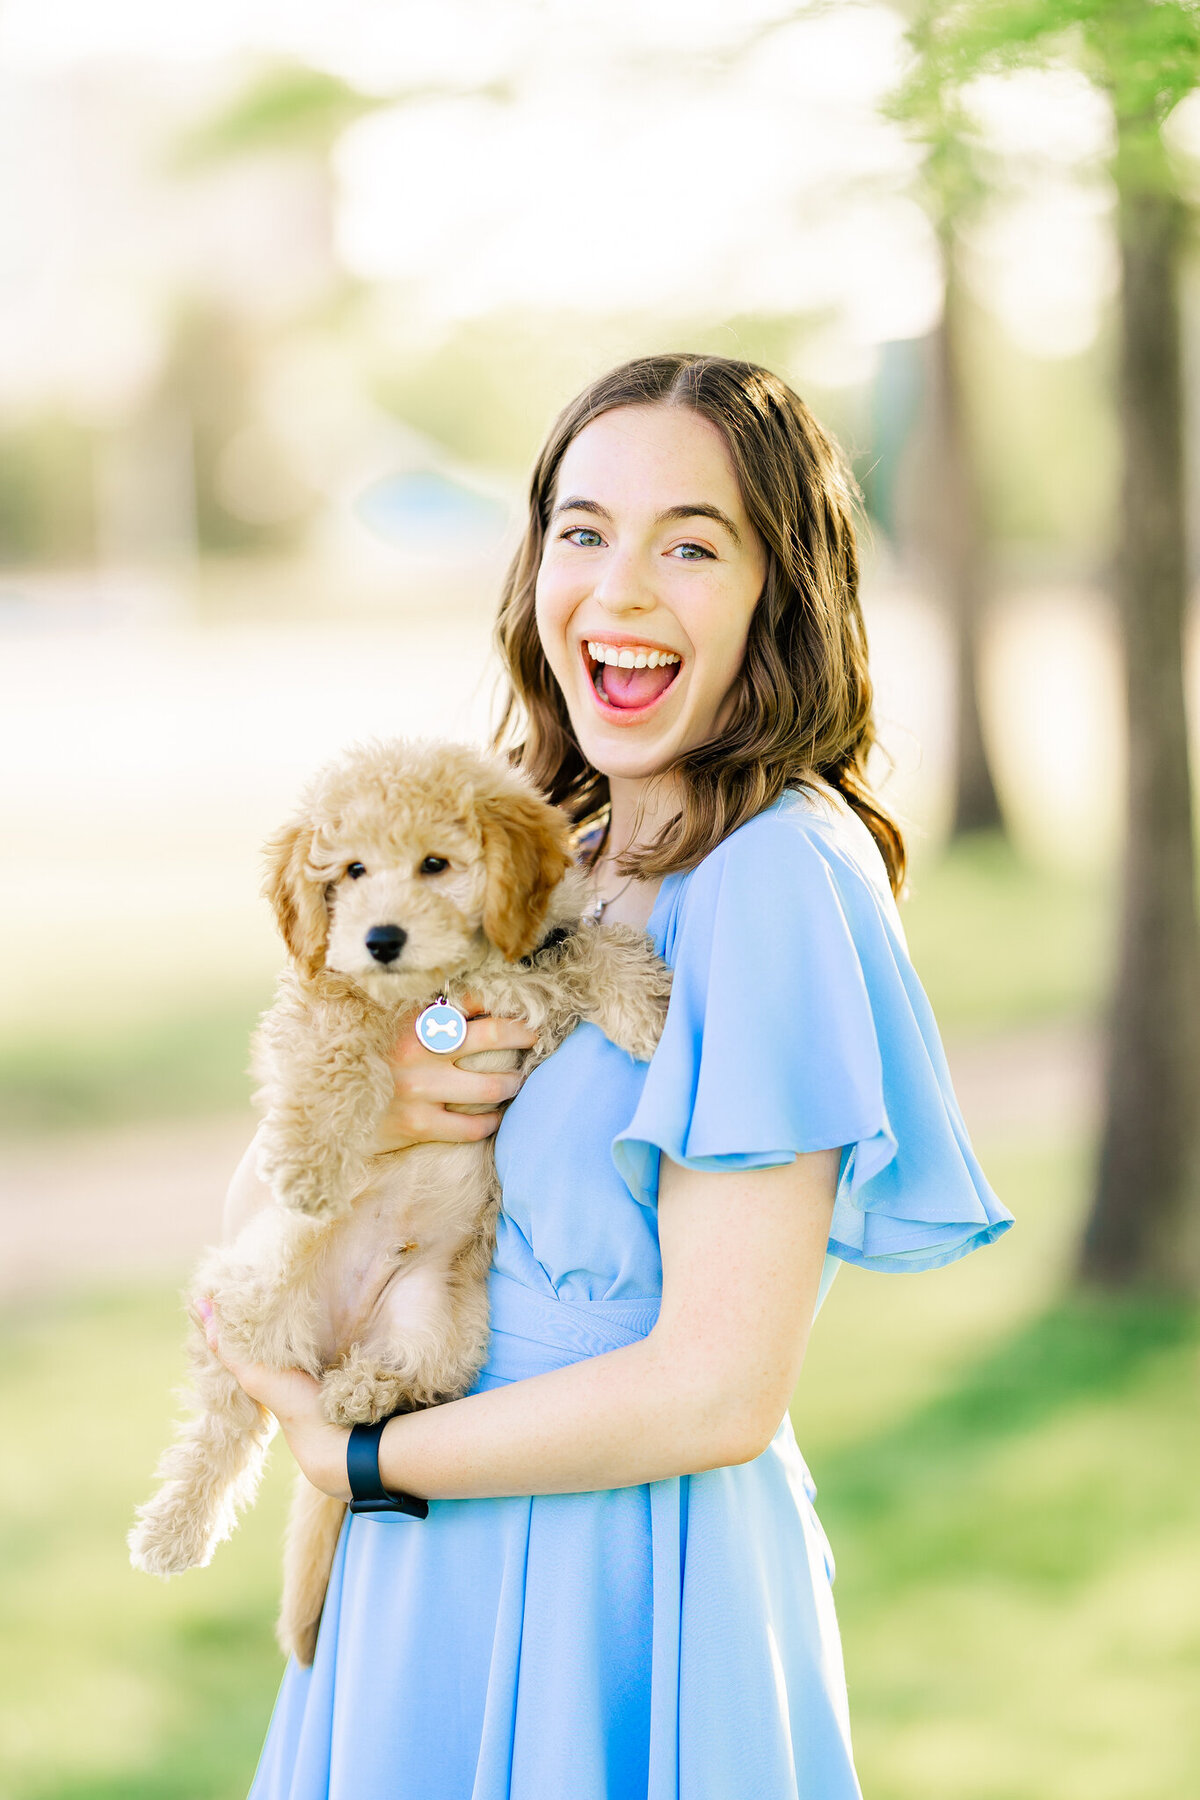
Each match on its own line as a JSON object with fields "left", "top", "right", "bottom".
{"left": 196, "top": 1297, "right": 213, "bottom": 1321}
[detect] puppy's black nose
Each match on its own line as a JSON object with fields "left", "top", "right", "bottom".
{"left": 365, "top": 924, "right": 407, "bottom": 965}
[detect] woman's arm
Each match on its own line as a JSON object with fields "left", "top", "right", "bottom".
{"left": 206, "top": 1147, "right": 840, "bottom": 1500}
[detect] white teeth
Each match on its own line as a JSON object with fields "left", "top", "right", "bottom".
{"left": 585, "top": 640, "right": 681, "bottom": 668}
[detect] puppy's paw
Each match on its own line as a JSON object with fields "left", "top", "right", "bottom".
{"left": 617, "top": 1011, "right": 669, "bottom": 1064}
{"left": 318, "top": 1346, "right": 467, "bottom": 1423}
{"left": 321, "top": 1358, "right": 412, "bottom": 1426}
{"left": 603, "top": 983, "right": 673, "bottom": 1063}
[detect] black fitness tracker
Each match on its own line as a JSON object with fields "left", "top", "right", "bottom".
{"left": 346, "top": 1419, "right": 429, "bottom": 1519}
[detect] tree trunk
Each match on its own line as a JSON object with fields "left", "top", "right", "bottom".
{"left": 1080, "top": 179, "right": 1200, "bottom": 1289}
{"left": 930, "top": 263, "right": 1006, "bottom": 835}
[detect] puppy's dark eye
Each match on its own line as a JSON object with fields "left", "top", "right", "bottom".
{"left": 346, "top": 862, "right": 367, "bottom": 880}
{"left": 420, "top": 856, "right": 449, "bottom": 875}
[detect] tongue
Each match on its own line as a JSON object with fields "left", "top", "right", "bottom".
{"left": 600, "top": 661, "right": 677, "bottom": 709}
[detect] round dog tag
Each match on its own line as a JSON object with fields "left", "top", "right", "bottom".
{"left": 414, "top": 996, "right": 468, "bottom": 1056}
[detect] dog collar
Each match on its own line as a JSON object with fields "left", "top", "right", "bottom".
{"left": 520, "top": 924, "right": 575, "bottom": 967}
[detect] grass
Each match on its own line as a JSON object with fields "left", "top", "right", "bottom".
{"left": 0, "top": 1285, "right": 295, "bottom": 1800}
{"left": 900, "top": 832, "right": 1112, "bottom": 1035}
{"left": 798, "top": 1134, "right": 1200, "bottom": 1800}
{"left": 0, "top": 1000, "right": 266, "bottom": 1138}
{"left": 823, "top": 1290, "right": 1200, "bottom": 1800}
{"left": 2, "top": 1136, "right": 1197, "bottom": 1800}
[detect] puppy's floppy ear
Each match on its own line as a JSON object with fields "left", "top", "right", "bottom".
{"left": 262, "top": 818, "right": 328, "bottom": 975}
{"left": 477, "top": 788, "right": 573, "bottom": 961}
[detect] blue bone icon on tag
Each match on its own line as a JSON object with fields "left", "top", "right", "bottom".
{"left": 414, "top": 998, "right": 468, "bottom": 1055}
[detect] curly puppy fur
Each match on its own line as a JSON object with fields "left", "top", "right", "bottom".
{"left": 128, "top": 739, "right": 672, "bottom": 1667}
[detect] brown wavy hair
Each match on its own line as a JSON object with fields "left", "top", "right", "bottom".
{"left": 493, "top": 352, "right": 906, "bottom": 896}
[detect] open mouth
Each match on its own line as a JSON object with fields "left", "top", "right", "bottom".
{"left": 582, "top": 638, "right": 683, "bottom": 718}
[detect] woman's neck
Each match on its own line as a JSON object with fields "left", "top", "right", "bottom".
{"left": 583, "top": 772, "right": 674, "bottom": 932}
{"left": 605, "top": 771, "right": 677, "bottom": 864}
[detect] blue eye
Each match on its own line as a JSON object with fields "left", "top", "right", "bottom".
{"left": 564, "top": 527, "right": 604, "bottom": 548}
{"left": 672, "top": 542, "right": 714, "bottom": 560}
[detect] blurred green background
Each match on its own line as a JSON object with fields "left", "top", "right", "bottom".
{"left": 2, "top": 3, "right": 1199, "bottom": 1796}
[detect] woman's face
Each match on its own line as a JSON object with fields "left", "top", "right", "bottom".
{"left": 534, "top": 403, "right": 768, "bottom": 784}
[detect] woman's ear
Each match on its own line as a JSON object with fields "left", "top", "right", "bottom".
{"left": 477, "top": 789, "right": 573, "bottom": 961}
{"left": 261, "top": 818, "right": 328, "bottom": 975}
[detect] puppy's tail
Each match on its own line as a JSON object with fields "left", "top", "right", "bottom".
{"left": 276, "top": 1473, "right": 347, "bottom": 1666}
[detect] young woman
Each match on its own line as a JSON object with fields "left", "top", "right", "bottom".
{"left": 211, "top": 353, "right": 1013, "bottom": 1799}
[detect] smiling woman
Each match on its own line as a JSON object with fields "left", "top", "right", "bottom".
{"left": 497, "top": 355, "right": 905, "bottom": 899}
{"left": 533, "top": 406, "right": 766, "bottom": 776}
{"left": 226, "top": 353, "right": 1012, "bottom": 1800}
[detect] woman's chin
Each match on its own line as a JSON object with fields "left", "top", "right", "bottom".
{"left": 571, "top": 718, "right": 684, "bottom": 784}
{"left": 565, "top": 675, "right": 696, "bottom": 782}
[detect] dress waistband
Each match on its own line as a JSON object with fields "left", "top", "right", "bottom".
{"left": 479, "top": 1268, "right": 661, "bottom": 1386}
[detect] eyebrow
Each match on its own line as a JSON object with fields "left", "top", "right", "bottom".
{"left": 552, "top": 495, "right": 742, "bottom": 546}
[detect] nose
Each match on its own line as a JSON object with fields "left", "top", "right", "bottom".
{"left": 365, "top": 924, "right": 407, "bottom": 965}
{"left": 594, "top": 545, "right": 654, "bottom": 615}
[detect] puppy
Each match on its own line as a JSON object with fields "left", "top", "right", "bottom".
{"left": 128, "top": 739, "right": 671, "bottom": 1666}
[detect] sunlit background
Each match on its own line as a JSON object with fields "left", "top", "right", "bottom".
{"left": 3, "top": 3, "right": 1198, "bottom": 1797}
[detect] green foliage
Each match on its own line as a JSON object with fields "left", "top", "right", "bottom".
{"left": 961, "top": 309, "right": 1118, "bottom": 551}
{"left": 169, "top": 64, "right": 382, "bottom": 169}
{"left": 368, "top": 310, "right": 845, "bottom": 478}
{"left": 154, "top": 301, "right": 308, "bottom": 555}
{"left": 886, "top": 5, "right": 991, "bottom": 234}
{"left": 0, "top": 415, "right": 96, "bottom": 567}
{"left": 899, "top": 0, "right": 1200, "bottom": 194}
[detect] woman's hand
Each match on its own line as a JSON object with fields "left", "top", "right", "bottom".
{"left": 198, "top": 1299, "right": 352, "bottom": 1501}
{"left": 369, "top": 1000, "right": 539, "bottom": 1153}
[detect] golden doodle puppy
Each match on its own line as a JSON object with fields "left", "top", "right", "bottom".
{"left": 129, "top": 739, "right": 672, "bottom": 1665}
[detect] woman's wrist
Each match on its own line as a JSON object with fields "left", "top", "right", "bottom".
{"left": 299, "top": 1419, "right": 353, "bottom": 1501}
{"left": 375, "top": 1413, "right": 426, "bottom": 1502}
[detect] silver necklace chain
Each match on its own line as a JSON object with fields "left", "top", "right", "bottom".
{"left": 585, "top": 866, "right": 638, "bottom": 924}
{"left": 579, "top": 806, "right": 640, "bottom": 924}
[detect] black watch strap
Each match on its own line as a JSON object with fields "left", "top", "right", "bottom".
{"left": 346, "top": 1419, "right": 429, "bottom": 1519}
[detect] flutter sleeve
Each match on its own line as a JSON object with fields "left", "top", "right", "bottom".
{"left": 611, "top": 799, "right": 1013, "bottom": 1273}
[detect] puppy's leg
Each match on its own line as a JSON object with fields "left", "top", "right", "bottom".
{"left": 128, "top": 1324, "right": 275, "bottom": 1576}
{"left": 559, "top": 925, "right": 674, "bottom": 1063}
{"left": 444, "top": 1044, "right": 521, "bottom": 1115}
{"left": 277, "top": 1471, "right": 347, "bottom": 1667}
{"left": 320, "top": 1330, "right": 450, "bottom": 1424}
{"left": 254, "top": 992, "right": 396, "bottom": 1219}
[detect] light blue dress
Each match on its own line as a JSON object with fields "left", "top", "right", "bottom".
{"left": 249, "top": 787, "right": 1013, "bottom": 1800}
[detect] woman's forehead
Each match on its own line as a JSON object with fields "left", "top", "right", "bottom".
{"left": 554, "top": 403, "right": 746, "bottom": 517}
